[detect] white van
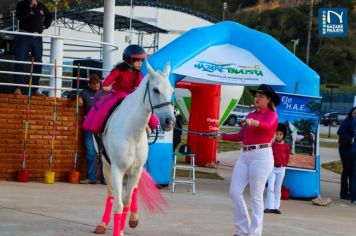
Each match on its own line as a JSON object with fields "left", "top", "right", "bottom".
{"left": 224, "top": 105, "right": 254, "bottom": 126}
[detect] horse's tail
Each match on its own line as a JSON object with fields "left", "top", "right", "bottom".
{"left": 138, "top": 169, "right": 168, "bottom": 214}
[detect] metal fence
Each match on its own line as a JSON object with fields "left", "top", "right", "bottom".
{"left": 0, "top": 30, "right": 116, "bottom": 97}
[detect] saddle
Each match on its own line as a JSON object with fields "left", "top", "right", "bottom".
{"left": 84, "top": 90, "right": 160, "bottom": 165}
{"left": 83, "top": 91, "right": 127, "bottom": 134}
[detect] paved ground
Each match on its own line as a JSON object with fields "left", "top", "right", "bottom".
{"left": 1, "top": 147, "right": 355, "bottom": 236}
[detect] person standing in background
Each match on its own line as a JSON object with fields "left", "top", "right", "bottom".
{"left": 348, "top": 108, "right": 356, "bottom": 204}
{"left": 79, "top": 74, "right": 101, "bottom": 184}
{"left": 264, "top": 123, "right": 290, "bottom": 214}
{"left": 173, "top": 107, "right": 183, "bottom": 152}
{"left": 14, "top": 0, "right": 52, "bottom": 95}
{"left": 337, "top": 107, "right": 356, "bottom": 200}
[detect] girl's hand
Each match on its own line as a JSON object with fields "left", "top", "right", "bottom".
{"left": 102, "top": 86, "right": 110, "bottom": 91}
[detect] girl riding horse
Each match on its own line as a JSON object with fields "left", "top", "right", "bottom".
{"left": 87, "top": 45, "right": 173, "bottom": 236}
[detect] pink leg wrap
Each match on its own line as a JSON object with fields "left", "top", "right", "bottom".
{"left": 101, "top": 195, "right": 114, "bottom": 225}
{"left": 130, "top": 188, "right": 138, "bottom": 213}
{"left": 113, "top": 213, "right": 122, "bottom": 236}
{"left": 120, "top": 206, "right": 129, "bottom": 231}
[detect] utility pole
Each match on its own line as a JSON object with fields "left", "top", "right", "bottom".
{"left": 222, "top": 2, "right": 228, "bottom": 21}
{"left": 129, "top": 0, "right": 133, "bottom": 44}
{"left": 291, "top": 39, "right": 299, "bottom": 54}
{"left": 305, "top": 0, "right": 314, "bottom": 65}
{"left": 326, "top": 84, "right": 339, "bottom": 138}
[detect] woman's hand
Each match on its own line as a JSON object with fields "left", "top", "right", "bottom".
{"left": 102, "top": 86, "right": 110, "bottom": 91}
{"left": 245, "top": 118, "right": 259, "bottom": 127}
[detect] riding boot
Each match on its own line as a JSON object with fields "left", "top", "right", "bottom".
{"left": 129, "top": 188, "right": 139, "bottom": 228}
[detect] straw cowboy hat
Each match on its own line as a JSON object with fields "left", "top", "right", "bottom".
{"left": 250, "top": 84, "right": 281, "bottom": 106}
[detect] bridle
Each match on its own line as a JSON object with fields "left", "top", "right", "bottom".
{"left": 143, "top": 78, "right": 172, "bottom": 112}
{"left": 143, "top": 78, "right": 172, "bottom": 145}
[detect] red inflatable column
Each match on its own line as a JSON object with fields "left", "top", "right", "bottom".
{"left": 186, "top": 83, "right": 221, "bottom": 167}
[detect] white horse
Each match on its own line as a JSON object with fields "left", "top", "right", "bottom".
{"left": 94, "top": 62, "right": 175, "bottom": 236}
{"left": 285, "top": 121, "right": 304, "bottom": 155}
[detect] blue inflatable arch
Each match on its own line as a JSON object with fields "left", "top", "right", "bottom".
{"left": 142, "top": 21, "right": 320, "bottom": 198}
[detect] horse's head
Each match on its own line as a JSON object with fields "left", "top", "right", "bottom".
{"left": 145, "top": 62, "right": 175, "bottom": 131}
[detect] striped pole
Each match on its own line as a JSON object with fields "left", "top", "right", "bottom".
{"left": 21, "top": 57, "right": 35, "bottom": 169}
{"left": 73, "top": 64, "right": 80, "bottom": 169}
{"left": 49, "top": 60, "right": 58, "bottom": 170}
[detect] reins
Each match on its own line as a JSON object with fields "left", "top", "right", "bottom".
{"left": 148, "top": 129, "right": 159, "bottom": 145}
{"left": 174, "top": 126, "right": 242, "bottom": 137}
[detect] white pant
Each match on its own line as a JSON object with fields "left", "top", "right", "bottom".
{"left": 230, "top": 148, "right": 273, "bottom": 236}
{"left": 265, "top": 167, "right": 286, "bottom": 210}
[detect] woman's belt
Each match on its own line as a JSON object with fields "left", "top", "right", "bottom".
{"left": 242, "top": 143, "right": 271, "bottom": 152}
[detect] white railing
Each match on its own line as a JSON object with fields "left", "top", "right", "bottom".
{"left": 0, "top": 30, "right": 118, "bottom": 49}
{"left": 0, "top": 30, "right": 117, "bottom": 97}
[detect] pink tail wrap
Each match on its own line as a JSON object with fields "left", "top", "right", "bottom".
{"left": 102, "top": 195, "right": 114, "bottom": 225}
{"left": 113, "top": 213, "right": 122, "bottom": 236}
{"left": 130, "top": 188, "right": 138, "bottom": 212}
{"left": 138, "top": 169, "right": 167, "bottom": 214}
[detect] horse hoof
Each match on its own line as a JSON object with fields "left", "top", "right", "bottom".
{"left": 129, "top": 212, "right": 139, "bottom": 228}
{"left": 94, "top": 224, "right": 107, "bottom": 234}
{"left": 129, "top": 220, "right": 139, "bottom": 228}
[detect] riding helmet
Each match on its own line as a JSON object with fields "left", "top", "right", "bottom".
{"left": 122, "top": 44, "right": 147, "bottom": 63}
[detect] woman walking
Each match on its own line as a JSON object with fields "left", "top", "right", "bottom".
{"left": 221, "top": 84, "right": 280, "bottom": 236}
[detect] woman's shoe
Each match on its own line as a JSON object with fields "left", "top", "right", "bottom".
{"left": 272, "top": 209, "right": 282, "bottom": 214}
{"left": 340, "top": 195, "right": 351, "bottom": 200}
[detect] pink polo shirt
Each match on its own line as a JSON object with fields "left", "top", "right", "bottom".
{"left": 222, "top": 107, "right": 278, "bottom": 145}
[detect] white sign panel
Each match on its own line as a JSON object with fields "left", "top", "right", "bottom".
{"left": 173, "top": 44, "right": 285, "bottom": 86}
